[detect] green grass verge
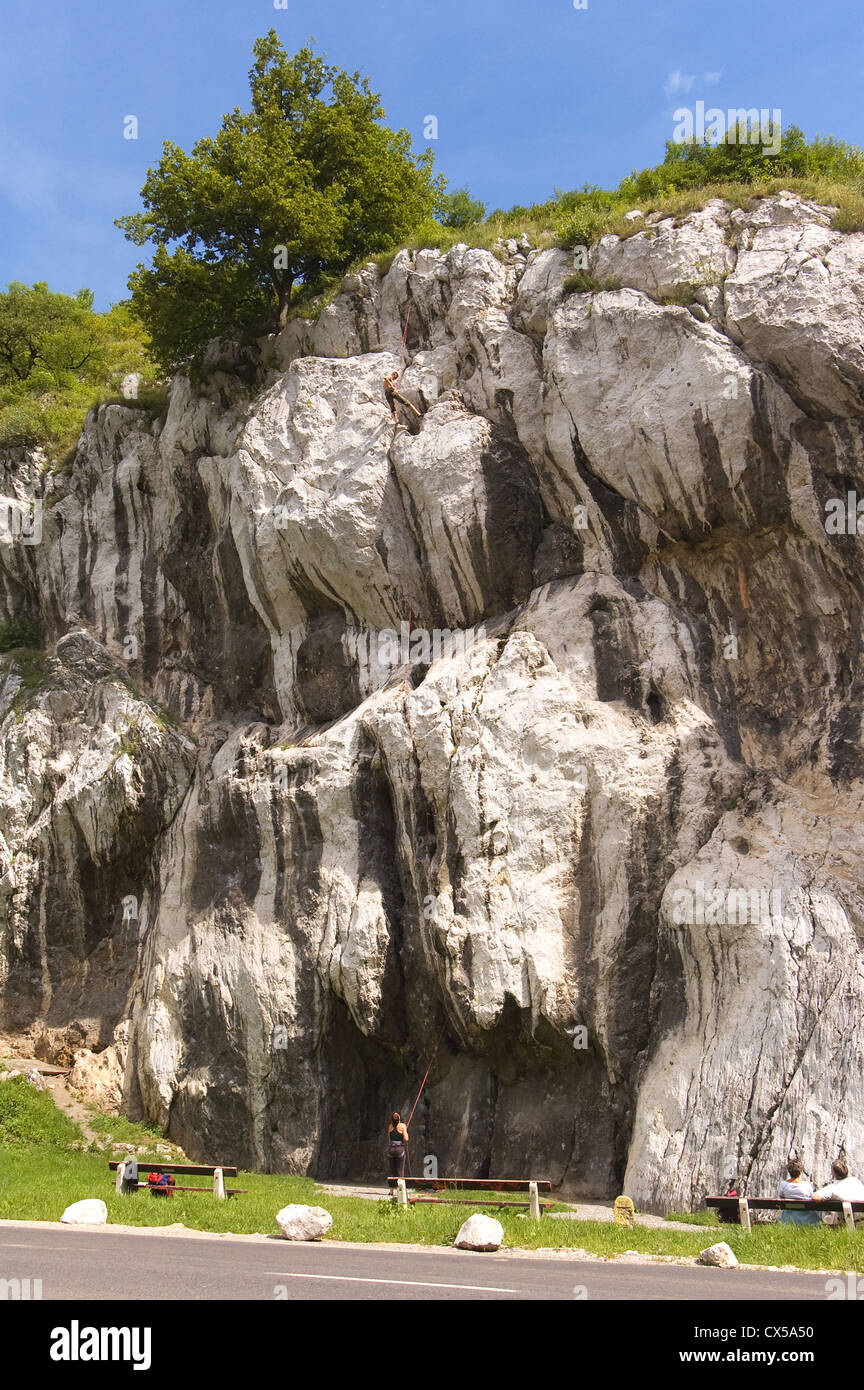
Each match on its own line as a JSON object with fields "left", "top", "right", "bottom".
{"left": 666, "top": 1210, "right": 719, "bottom": 1226}
{"left": 85, "top": 1107, "right": 173, "bottom": 1149}
{"left": 0, "top": 1079, "right": 860, "bottom": 1270}
{"left": 0, "top": 1148, "right": 859, "bottom": 1272}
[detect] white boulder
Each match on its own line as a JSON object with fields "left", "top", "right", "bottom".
{"left": 454, "top": 1213, "right": 504, "bottom": 1251}
{"left": 275, "top": 1204, "right": 333, "bottom": 1241}
{"left": 698, "top": 1241, "right": 739, "bottom": 1268}
{"left": 61, "top": 1199, "right": 108, "bottom": 1226}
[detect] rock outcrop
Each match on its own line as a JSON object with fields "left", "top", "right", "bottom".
{"left": 2, "top": 192, "right": 863, "bottom": 1212}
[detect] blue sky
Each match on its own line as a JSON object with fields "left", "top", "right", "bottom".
{"left": 0, "top": 0, "right": 859, "bottom": 310}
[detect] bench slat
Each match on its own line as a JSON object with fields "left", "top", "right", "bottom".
{"left": 108, "top": 1162, "right": 238, "bottom": 1177}
{"left": 408, "top": 1197, "right": 553, "bottom": 1209}
{"left": 126, "top": 1183, "right": 246, "bottom": 1195}
{"left": 706, "top": 1196, "right": 864, "bottom": 1212}
{"left": 387, "top": 1177, "right": 552, "bottom": 1192}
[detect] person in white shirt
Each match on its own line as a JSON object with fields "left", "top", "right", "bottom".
{"left": 812, "top": 1158, "right": 864, "bottom": 1225}
{"left": 777, "top": 1159, "right": 819, "bottom": 1225}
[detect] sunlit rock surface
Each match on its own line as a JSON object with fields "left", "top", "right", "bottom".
{"left": 2, "top": 193, "right": 862, "bottom": 1210}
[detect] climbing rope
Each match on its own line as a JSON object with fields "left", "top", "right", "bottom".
{"left": 407, "top": 1022, "right": 446, "bottom": 1128}
{"left": 403, "top": 1021, "right": 446, "bottom": 1177}
{"left": 398, "top": 306, "right": 411, "bottom": 381}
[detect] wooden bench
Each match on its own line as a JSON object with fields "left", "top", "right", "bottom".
{"left": 108, "top": 1160, "right": 246, "bottom": 1200}
{"left": 388, "top": 1177, "right": 553, "bottom": 1217}
{"left": 706, "top": 1195, "right": 864, "bottom": 1232}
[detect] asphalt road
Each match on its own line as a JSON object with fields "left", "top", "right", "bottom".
{"left": 0, "top": 1223, "right": 836, "bottom": 1300}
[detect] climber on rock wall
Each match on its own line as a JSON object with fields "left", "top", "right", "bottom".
{"left": 384, "top": 371, "right": 422, "bottom": 434}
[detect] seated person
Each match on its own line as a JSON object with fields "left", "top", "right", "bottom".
{"left": 777, "top": 1159, "right": 820, "bottom": 1225}
{"left": 813, "top": 1158, "right": 864, "bottom": 1224}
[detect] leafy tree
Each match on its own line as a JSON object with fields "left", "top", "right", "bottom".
{"left": 0, "top": 283, "right": 100, "bottom": 388}
{"left": 0, "top": 284, "right": 153, "bottom": 453}
{"left": 117, "top": 32, "right": 444, "bottom": 370}
{"left": 440, "top": 186, "right": 486, "bottom": 228}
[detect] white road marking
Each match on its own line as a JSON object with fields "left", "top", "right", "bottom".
{"left": 266, "top": 1271, "right": 518, "bottom": 1293}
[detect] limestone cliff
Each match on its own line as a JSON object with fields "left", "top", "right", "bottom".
{"left": 2, "top": 192, "right": 863, "bottom": 1212}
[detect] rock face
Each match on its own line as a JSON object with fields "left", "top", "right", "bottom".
{"left": 454, "top": 1213, "right": 504, "bottom": 1251}
{"left": 275, "top": 1204, "right": 333, "bottom": 1241}
{"left": 2, "top": 194, "right": 863, "bottom": 1213}
{"left": 68, "top": 1039, "right": 126, "bottom": 1112}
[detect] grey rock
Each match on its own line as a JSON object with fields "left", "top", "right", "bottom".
{"left": 2, "top": 198, "right": 863, "bottom": 1214}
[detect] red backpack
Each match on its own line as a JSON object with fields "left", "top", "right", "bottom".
{"left": 148, "top": 1171, "right": 175, "bottom": 1195}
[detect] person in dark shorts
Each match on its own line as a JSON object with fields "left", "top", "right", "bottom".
{"left": 387, "top": 1111, "right": 409, "bottom": 1179}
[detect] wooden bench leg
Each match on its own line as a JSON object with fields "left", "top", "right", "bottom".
{"left": 738, "top": 1198, "right": 751, "bottom": 1232}
{"left": 843, "top": 1201, "right": 855, "bottom": 1233}
{"left": 213, "top": 1167, "right": 226, "bottom": 1200}
{"left": 529, "top": 1182, "right": 540, "bottom": 1220}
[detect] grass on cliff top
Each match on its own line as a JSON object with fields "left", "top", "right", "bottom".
{"left": 283, "top": 130, "right": 864, "bottom": 318}
{"left": 285, "top": 172, "right": 864, "bottom": 327}
{"left": 433, "top": 175, "right": 864, "bottom": 253}
{"left": 0, "top": 1078, "right": 861, "bottom": 1272}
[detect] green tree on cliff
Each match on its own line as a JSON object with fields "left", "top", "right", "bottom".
{"left": 0, "top": 283, "right": 111, "bottom": 388}
{"left": 117, "top": 32, "right": 443, "bottom": 371}
{"left": 0, "top": 283, "right": 151, "bottom": 451}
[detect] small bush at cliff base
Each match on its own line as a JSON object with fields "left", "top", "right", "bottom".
{"left": 0, "top": 617, "right": 43, "bottom": 652}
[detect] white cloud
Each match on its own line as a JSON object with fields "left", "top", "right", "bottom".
{"left": 665, "top": 69, "right": 696, "bottom": 98}
{"left": 704, "top": 71, "right": 722, "bottom": 84}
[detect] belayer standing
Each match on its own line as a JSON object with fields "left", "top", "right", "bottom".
{"left": 387, "top": 1111, "right": 409, "bottom": 1179}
